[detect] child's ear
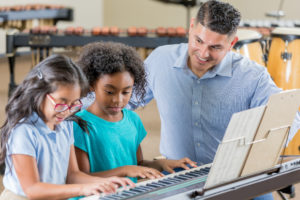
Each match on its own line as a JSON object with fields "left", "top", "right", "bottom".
{"left": 89, "top": 86, "right": 94, "bottom": 92}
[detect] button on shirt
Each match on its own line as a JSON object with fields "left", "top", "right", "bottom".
{"left": 128, "top": 43, "right": 282, "bottom": 165}
{"left": 3, "top": 112, "right": 74, "bottom": 196}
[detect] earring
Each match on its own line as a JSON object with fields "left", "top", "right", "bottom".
{"left": 37, "top": 69, "right": 43, "bottom": 79}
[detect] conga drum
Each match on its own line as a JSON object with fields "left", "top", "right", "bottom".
{"left": 267, "top": 27, "right": 300, "bottom": 90}
{"left": 233, "top": 29, "right": 266, "bottom": 66}
{"left": 268, "top": 28, "right": 300, "bottom": 155}
{"left": 284, "top": 128, "right": 300, "bottom": 155}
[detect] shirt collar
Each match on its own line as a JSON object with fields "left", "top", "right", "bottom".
{"left": 173, "top": 44, "right": 233, "bottom": 78}
{"left": 173, "top": 45, "right": 189, "bottom": 69}
{"left": 28, "top": 112, "right": 60, "bottom": 135}
{"left": 203, "top": 52, "right": 233, "bottom": 79}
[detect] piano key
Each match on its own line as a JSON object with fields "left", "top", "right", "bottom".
{"left": 174, "top": 175, "right": 189, "bottom": 181}
{"left": 180, "top": 174, "right": 196, "bottom": 179}
{"left": 152, "top": 182, "right": 168, "bottom": 187}
{"left": 158, "top": 180, "right": 174, "bottom": 185}
{"left": 117, "top": 193, "right": 131, "bottom": 198}
{"left": 185, "top": 172, "right": 201, "bottom": 177}
{"left": 130, "top": 188, "right": 148, "bottom": 193}
{"left": 134, "top": 185, "right": 153, "bottom": 191}
{"left": 122, "top": 190, "right": 136, "bottom": 194}
{"left": 146, "top": 183, "right": 161, "bottom": 188}
{"left": 101, "top": 195, "right": 120, "bottom": 200}
{"left": 167, "top": 177, "right": 184, "bottom": 182}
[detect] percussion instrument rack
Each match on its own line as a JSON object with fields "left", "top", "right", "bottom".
{"left": 0, "top": 8, "right": 73, "bottom": 24}
{"left": 5, "top": 32, "right": 188, "bottom": 96}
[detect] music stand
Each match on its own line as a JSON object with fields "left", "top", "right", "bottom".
{"left": 204, "top": 89, "right": 300, "bottom": 189}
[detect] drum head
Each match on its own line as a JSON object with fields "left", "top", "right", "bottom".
{"left": 236, "top": 29, "right": 261, "bottom": 42}
{"left": 272, "top": 27, "right": 300, "bottom": 36}
{"left": 272, "top": 27, "right": 300, "bottom": 41}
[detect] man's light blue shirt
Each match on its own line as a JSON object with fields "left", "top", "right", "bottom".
{"left": 128, "top": 43, "right": 283, "bottom": 165}
{"left": 3, "top": 112, "right": 74, "bottom": 196}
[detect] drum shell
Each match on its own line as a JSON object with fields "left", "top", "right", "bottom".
{"left": 233, "top": 40, "right": 265, "bottom": 67}
{"left": 268, "top": 32, "right": 300, "bottom": 155}
{"left": 284, "top": 128, "right": 300, "bottom": 155}
{"left": 267, "top": 37, "right": 300, "bottom": 90}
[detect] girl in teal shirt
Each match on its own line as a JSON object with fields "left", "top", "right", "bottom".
{"left": 74, "top": 42, "right": 197, "bottom": 182}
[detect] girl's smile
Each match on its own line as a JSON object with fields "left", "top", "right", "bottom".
{"left": 41, "top": 84, "right": 81, "bottom": 130}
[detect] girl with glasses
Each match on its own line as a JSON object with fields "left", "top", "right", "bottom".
{"left": 74, "top": 42, "right": 197, "bottom": 186}
{"left": 0, "top": 54, "right": 133, "bottom": 200}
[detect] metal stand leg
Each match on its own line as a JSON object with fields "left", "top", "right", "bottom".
{"left": 277, "top": 185, "right": 296, "bottom": 199}
{"left": 8, "top": 56, "right": 17, "bottom": 97}
{"left": 277, "top": 191, "right": 288, "bottom": 200}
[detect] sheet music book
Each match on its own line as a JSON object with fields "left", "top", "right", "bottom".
{"left": 205, "top": 89, "right": 300, "bottom": 189}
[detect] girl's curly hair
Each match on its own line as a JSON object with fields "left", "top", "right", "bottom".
{"left": 77, "top": 42, "right": 147, "bottom": 104}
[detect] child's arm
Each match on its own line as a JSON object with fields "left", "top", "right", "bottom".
{"left": 137, "top": 145, "right": 197, "bottom": 173}
{"left": 67, "top": 145, "right": 134, "bottom": 186}
{"left": 75, "top": 147, "right": 163, "bottom": 179}
{"left": 12, "top": 146, "right": 133, "bottom": 200}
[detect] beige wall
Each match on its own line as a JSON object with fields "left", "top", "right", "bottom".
{"left": 103, "top": 0, "right": 300, "bottom": 28}
{"left": 103, "top": 0, "right": 191, "bottom": 28}
{"left": 227, "top": 0, "right": 300, "bottom": 20}
{"left": 1, "top": 0, "right": 300, "bottom": 53}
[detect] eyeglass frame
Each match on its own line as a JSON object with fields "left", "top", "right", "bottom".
{"left": 46, "top": 94, "right": 83, "bottom": 113}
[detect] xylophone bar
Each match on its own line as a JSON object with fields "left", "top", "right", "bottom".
{"left": 7, "top": 33, "right": 187, "bottom": 50}
{"left": 5, "top": 32, "right": 188, "bottom": 96}
{"left": 0, "top": 8, "right": 73, "bottom": 22}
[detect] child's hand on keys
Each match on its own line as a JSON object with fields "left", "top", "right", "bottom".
{"left": 122, "top": 165, "right": 164, "bottom": 179}
{"left": 156, "top": 157, "right": 197, "bottom": 174}
{"left": 106, "top": 176, "right": 135, "bottom": 189}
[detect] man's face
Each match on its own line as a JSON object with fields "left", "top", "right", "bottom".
{"left": 187, "top": 20, "right": 238, "bottom": 77}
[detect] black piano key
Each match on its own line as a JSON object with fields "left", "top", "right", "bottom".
{"left": 158, "top": 180, "right": 174, "bottom": 185}
{"left": 146, "top": 183, "right": 161, "bottom": 188}
{"left": 117, "top": 193, "right": 131, "bottom": 198}
{"left": 190, "top": 169, "right": 202, "bottom": 173}
{"left": 122, "top": 190, "right": 136, "bottom": 195}
{"left": 162, "top": 180, "right": 178, "bottom": 184}
{"left": 101, "top": 195, "right": 120, "bottom": 200}
{"left": 180, "top": 174, "right": 195, "bottom": 179}
{"left": 168, "top": 177, "right": 184, "bottom": 182}
{"left": 135, "top": 185, "right": 152, "bottom": 192}
{"left": 192, "top": 170, "right": 206, "bottom": 175}
{"left": 203, "top": 167, "right": 211, "bottom": 172}
{"left": 149, "top": 182, "right": 164, "bottom": 187}
{"left": 175, "top": 175, "right": 189, "bottom": 181}
{"left": 143, "top": 184, "right": 158, "bottom": 190}
{"left": 152, "top": 181, "right": 167, "bottom": 187}
{"left": 185, "top": 172, "right": 200, "bottom": 177}
{"left": 131, "top": 188, "right": 148, "bottom": 193}
{"left": 163, "top": 178, "right": 179, "bottom": 184}
{"left": 132, "top": 187, "right": 149, "bottom": 193}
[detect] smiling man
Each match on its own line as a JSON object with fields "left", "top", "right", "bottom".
{"left": 128, "top": 1, "right": 282, "bottom": 199}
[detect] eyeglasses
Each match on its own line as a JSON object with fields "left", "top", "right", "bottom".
{"left": 46, "top": 94, "right": 82, "bottom": 113}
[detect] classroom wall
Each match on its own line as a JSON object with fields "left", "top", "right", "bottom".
{"left": 103, "top": 0, "right": 300, "bottom": 28}
{"left": 1, "top": 0, "right": 300, "bottom": 53}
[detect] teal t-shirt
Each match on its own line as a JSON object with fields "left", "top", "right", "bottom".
{"left": 73, "top": 108, "right": 147, "bottom": 183}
